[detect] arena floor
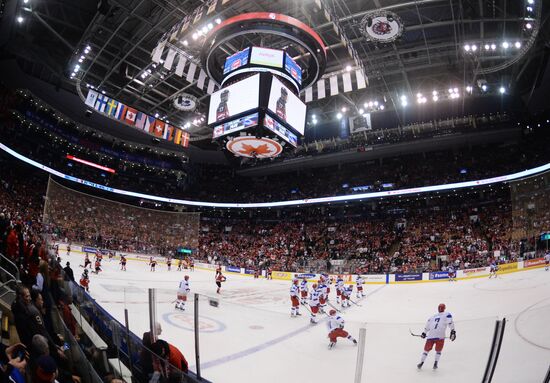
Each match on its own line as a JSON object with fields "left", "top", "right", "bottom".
{"left": 64, "top": 253, "right": 550, "bottom": 383}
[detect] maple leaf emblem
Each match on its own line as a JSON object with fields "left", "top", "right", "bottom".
{"left": 238, "top": 143, "right": 272, "bottom": 156}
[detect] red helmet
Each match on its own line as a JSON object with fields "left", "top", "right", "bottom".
{"left": 438, "top": 303, "right": 446, "bottom": 313}
{"left": 329, "top": 309, "right": 336, "bottom": 316}
{"left": 293, "top": 279, "right": 299, "bottom": 284}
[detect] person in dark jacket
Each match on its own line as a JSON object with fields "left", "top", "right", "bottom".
{"left": 150, "top": 339, "right": 189, "bottom": 383}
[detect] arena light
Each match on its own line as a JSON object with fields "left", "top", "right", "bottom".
{"left": 17, "top": 16, "right": 24, "bottom": 23}
{"left": 66, "top": 155, "right": 116, "bottom": 174}
{"left": 502, "top": 41, "right": 509, "bottom": 49}
{"left": 471, "top": 44, "right": 477, "bottom": 52}
{"left": 525, "top": 22, "right": 533, "bottom": 30}
{"left": 345, "top": 65, "right": 352, "bottom": 72}
{"left": 3, "top": 142, "right": 550, "bottom": 209}
{"left": 215, "top": 18, "right": 222, "bottom": 24}
{"left": 491, "top": 44, "right": 497, "bottom": 50}
{"left": 336, "top": 112, "right": 343, "bottom": 119}
{"left": 464, "top": 44, "right": 470, "bottom": 52}
{"left": 499, "top": 86, "right": 506, "bottom": 94}
{"left": 515, "top": 41, "right": 521, "bottom": 48}
{"left": 484, "top": 44, "right": 490, "bottom": 50}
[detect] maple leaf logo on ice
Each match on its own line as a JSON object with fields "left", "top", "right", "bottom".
{"left": 238, "top": 143, "right": 272, "bottom": 157}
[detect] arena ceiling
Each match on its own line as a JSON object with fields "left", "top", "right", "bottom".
{"left": 1, "top": 0, "right": 548, "bottom": 145}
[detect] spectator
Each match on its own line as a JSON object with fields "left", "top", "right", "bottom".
{"left": 151, "top": 339, "right": 189, "bottom": 379}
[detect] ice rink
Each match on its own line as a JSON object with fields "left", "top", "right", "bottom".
{"left": 64, "top": 252, "right": 550, "bottom": 383}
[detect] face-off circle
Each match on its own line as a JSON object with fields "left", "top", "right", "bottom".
{"left": 361, "top": 11, "right": 404, "bottom": 43}
{"left": 226, "top": 136, "right": 283, "bottom": 158}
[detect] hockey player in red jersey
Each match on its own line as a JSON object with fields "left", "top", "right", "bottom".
{"left": 216, "top": 273, "right": 226, "bottom": 294}
{"left": 327, "top": 309, "right": 357, "bottom": 349}
{"left": 120, "top": 255, "right": 127, "bottom": 271}
{"left": 290, "top": 279, "right": 301, "bottom": 317}
{"left": 417, "top": 303, "right": 456, "bottom": 370}
{"left": 80, "top": 269, "right": 90, "bottom": 292}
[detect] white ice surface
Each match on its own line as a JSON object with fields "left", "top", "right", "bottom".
{"left": 65, "top": 253, "right": 550, "bottom": 383}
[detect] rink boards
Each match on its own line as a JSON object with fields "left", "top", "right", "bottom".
{"left": 53, "top": 242, "right": 547, "bottom": 285}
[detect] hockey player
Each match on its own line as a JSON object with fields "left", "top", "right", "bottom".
{"left": 309, "top": 283, "right": 320, "bottom": 324}
{"left": 66, "top": 244, "right": 71, "bottom": 256}
{"left": 177, "top": 258, "right": 183, "bottom": 271}
{"left": 290, "top": 279, "right": 301, "bottom": 317}
{"left": 189, "top": 258, "right": 194, "bottom": 271}
{"left": 335, "top": 276, "right": 344, "bottom": 304}
{"left": 545, "top": 251, "right": 550, "bottom": 271}
{"left": 92, "top": 259, "right": 102, "bottom": 274}
{"left": 216, "top": 272, "right": 226, "bottom": 294}
{"left": 327, "top": 309, "right": 357, "bottom": 349}
{"left": 108, "top": 251, "right": 114, "bottom": 262}
{"left": 417, "top": 303, "right": 456, "bottom": 370}
{"left": 447, "top": 265, "right": 456, "bottom": 282}
{"left": 356, "top": 275, "right": 365, "bottom": 298}
{"left": 95, "top": 251, "right": 103, "bottom": 263}
{"left": 150, "top": 257, "right": 157, "bottom": 272}
{"left": 167, "top": 257, "right": 172, "bottom": 271}
{"left": 216, "top": 264, "right": 222, "bottom": 277}
{"left": 120, "top": 255, "right": 127, "bottom": 271}
{"left": 81, "top": 254, "right": 91, "bottom": 269}
{"left": 176, "top": 276, "right": 190, "bottom": 311}
{"left": 299, "top": 278, "right": 308, "bottom": 305}
{"left": 489, "top": 261, "right": 498, "bottom": 278}
{"left": 266, "top": 268, "right": 272, "bottom": 280}
{"left": 80, "top": 269, "right": 90, "bottom": 292}
{"left": 342, "top": 285, "right": 354, "bottom": 308}
{"left": 317, "top": 279, "right": 328, "bottom": 313}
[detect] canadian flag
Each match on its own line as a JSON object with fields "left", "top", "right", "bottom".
{"left": 125, "top": 107, "right": 137, "bottom": 125}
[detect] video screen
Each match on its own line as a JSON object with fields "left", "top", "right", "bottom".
{"left": 208, "top": 74, "right": 260, "bottom": 125}
{"left": 264, "top": 115, "right": 298, "bottom": 147}
{"left": 284, "top": 54, "right": 302, "bottom": 86}
{"left": 212, "top": 113, "right": 259, "bottom": 139}
{"left": 267, "top": 76, "right": 306, "bottom": 135}
{"left": 250, "top": 47, "right": 284, "bottom": 69}
{"left": 223, "top": 47, "right": 250, "bottom": 75}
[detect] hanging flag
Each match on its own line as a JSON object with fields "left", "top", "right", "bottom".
{"left": 85, "top": 90, "right": 99, "bottom": 108}
{"left": 105, "top": 98, "right": 119, "bottom": 116}
{"left": 135, "top": 112, "right": 147, "bottom": 130}
{"left": 114, "top": 102, "right": 127, "bottom": 120}
{"left": 94, "top": 95, "right": 108, "bottom": 113}
{"left": 125, "top": 107, "right": 137, "bottom": 125}
{"left": 181, "top": 131, "right": 190, "bottom": 148}
{"left": 163, "top": 124, "right": 174, "bottom": 140}
{"left": 144, "top": 115, "right": 156, "bottom": 132}
{"left": 152, "top": 120, "right": 165, "bottom": 136}
{"left": 173, "top": 129, "right": 182, "bottom": 145}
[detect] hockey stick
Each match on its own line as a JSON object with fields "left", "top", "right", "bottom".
{"left": 349, "top": 298, "right": 362, "bottom": 307}
{"left": 409, "top": 329, "right": 450, "bottom": 339}
{"left": 327, "top": 301, "right": 342, "bottom": 313}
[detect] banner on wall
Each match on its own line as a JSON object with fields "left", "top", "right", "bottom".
{"left": 395, "top": 273, "right": 422, "bottom": 282}
{"left": 524, "top": 258, "right": 546, "bottom": 268}
{"left": 272, "top": 271, "right": 293, "bottom": 280}
{"left": 226, "top": 266, "right": 241, "bottom": 273}
{"left": 498, "top": 262, "right": 518, "bottom": 271}
{"left": 429, "top": 271, "right": 449, "bottom": 280}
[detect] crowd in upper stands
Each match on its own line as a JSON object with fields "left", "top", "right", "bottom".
{"left": 2, "top": 86, "right": 550, "bottom": 204}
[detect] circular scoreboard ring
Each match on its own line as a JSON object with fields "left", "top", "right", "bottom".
{"left": 201, "top": 13, "right": 327, "bottom": 90}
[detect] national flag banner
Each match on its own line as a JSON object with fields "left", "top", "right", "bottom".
{"left": 135, "top": 112, "right": 147, "bottom": 130}
{"left": 181, "top": 131, "right": 190, "bottom": 148}
{"left": 152, "top": 120, "right": 165, "bottom": 137}
{"left": 85, "top": 90, "right": 99, "bottom": 108}
{"left": 173, "top": 128, "right": 182, "bottom": 145}
{"left": 144, "top": 115, "right": 156, "bottom": 132}
{"left": 105, "top": 98, "right": 119, "bottom": 116}
{"left": 114, "top": 102, "right": 127, "bottom": 120}
{"left": 163, "top": 124, "right": 174, "bottom": 140}
{"left": 94, "top": 95, "right": 108, "bottom": 113}
{"left": 125, "top": 107, "right": 137, "bottom": 125}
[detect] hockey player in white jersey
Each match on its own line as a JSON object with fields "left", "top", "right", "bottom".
{"left": 299, "top": 278, "right": 308, "bottom": 305}
{"left": 327, "top": 309, "right": 357, "bottom": 349}
{"left": 317, "top": 279, "right": 328, "bottom": 313}
{"left": 335, "top": 276, "right": 344, "bottom": 304}
{"left": 545, "top": 251, "right": 550, "bottom": 271}
{"left": 355, "top": 276, "right": 365, "bottom": 298}
{"left": 176, "top": 275, "right": 190, "bottom": 311}
{"left": 290, "top": 279, "right": 301, "bottom": 317}
{"left": 417, "top": 303, "right": 456, "bottom": 370}
{"left": 341, "top": 285, "right": 353, "bottom": 308}
{"left": 309, "top": 283, "right": 320, "bottom": 324}
{"left": 447, "top": 265, "right": 456, "bottom": 282}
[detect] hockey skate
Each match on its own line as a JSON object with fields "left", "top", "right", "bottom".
{"left": 328, "top": 342, "right": 335, "bottom": 350}
{"left": 433, "top": 361, "right": 438, "bottom": 370}
{"left": 417, "top": 362, "right": 423, "bottom": 369}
